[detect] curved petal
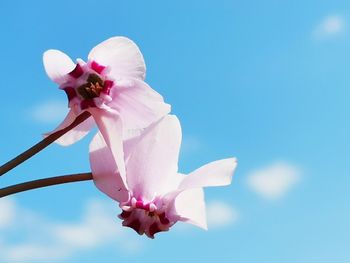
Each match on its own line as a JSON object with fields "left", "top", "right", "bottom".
{"left": 109, "top": 78, "right": 171, "bottom": 139}
{"left": 43, "top": 49, "right": 75, "bottom": 84}
{"left": 89, "top": 108, "right": 126, "bottom": 185}
{"left": 123, "top": 134, "right": 144, "bottom": 163}
{"left": 126, "top": 115, "right": 182, "bottom": 201}
{"left": 89, "top": 133, "right": 129, "bottom": 202}
{"left": 88, "top": 37, "right": 146, "bottom": 80}
{"left": 179, "top": 158, "right": 237, "bottom": 191}
{"left": 163, "top": 158, "right": 237, "bottom": 204}
{"left": 173, "top": 188, "right": 207, "bottom": 230}
{"left": 44, "top": 110, "right": 94, "bottom": 146}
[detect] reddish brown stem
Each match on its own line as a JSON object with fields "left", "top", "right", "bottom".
{"left": 0, "top": 173, "right": 93, "bottom": 198}
{"left": 0, "top": 111, "right": 91, "bottom": 177}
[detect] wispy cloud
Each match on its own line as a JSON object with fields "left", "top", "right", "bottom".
{"left": 246, "top": 162, "right": 301, "bottom": 200}
{"left": 313, "top": 15, "right": 345, "bottom": 39}
{"left": 181, "top": 135, "right": 202, "bottom": 156}
{"left": 0, "top": 198, "right": 142, "bottom": 263}
{"left": 0, "top": 198, "right": 238, "bottom": 263}
{"left": 206, "top": 201, "right": 238, "bottom": 228}
{"left": 30, "top": 100, "right": 68, "bottom": 124}
{"left": 0, "top": 198, "right": 15, "bottom": 228}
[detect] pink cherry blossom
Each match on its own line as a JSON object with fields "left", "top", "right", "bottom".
{"left": 89, "top": 115, "right": 237, "bottom": 238}
{"left": 43, "top": 36, "right": 170, "bottom": 182}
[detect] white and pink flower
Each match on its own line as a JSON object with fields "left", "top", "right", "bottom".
{"left": 43, "top": 36, "right": 170, "bottom": 181}
{"left": 89, "top": 115, "right": 237, "bottom": 238}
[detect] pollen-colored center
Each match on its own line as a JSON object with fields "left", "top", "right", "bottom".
{"left": 77, "top": 73, "right": 104, "bottom": 99}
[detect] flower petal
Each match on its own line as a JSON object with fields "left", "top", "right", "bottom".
{"left": 88, "top": 37, "right": 146, "bottom": 80}
{"left": 179, "top": 158, "right": 237, "bottom": 191}
{"left": 89, "top": 132, "right": 129, "bottom": 202}
{"left": 123, "top": 134, "right": 144, "bottom": 163}
{"left": 43, "top": 49, "right": 76, "bottom": 84}
{"left": 126, "top": 115, "right": 182, "bottom": 201}
{"left": 162, "top": 158, "right": 237, "bottom": 205}
{"left": 44, "top": 110, "right": 94, "bottom": 146}
{"left": 109, "top": 78, "right": 171, "bottom": 138}
{"left": 174, "top": 188, "right": 207, "bottom": 230}
{"left": 89, "top": 108, "right": 126, "bottom": 185}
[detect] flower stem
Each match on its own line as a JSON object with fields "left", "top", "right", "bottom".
{"left": 0, "top": 173, "right": 93, "bottom": 198}
{"left": 0, "top": 111, "right": 91, "bottom": 177}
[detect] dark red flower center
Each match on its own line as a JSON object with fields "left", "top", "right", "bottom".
{"left": 76, "top": 73, "right": 104, "bottom": 99}
{"left": 118, "top": 197, "right": 173, "bottom": 239}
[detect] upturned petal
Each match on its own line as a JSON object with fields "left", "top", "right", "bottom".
{"left": 179, "top": 158, "right": 237, "bottom": 191}
{"left": 43, "top": 50, "right": 76, "bottom": 84}
{"left": 89, "top": 133, "right": 129, "bottom": 202}
{"left": 89, "top": 108, "right": 126, "bottom": 184}
{"left": 125, "top": 115, "right": 182, "bottom": 201}
{"left": 173, "top": 188, "right": 207, "bottom": 230}
{"left": 162, "top": 158, "right": 237, "bottom": 213}
{"left": 109, "top": 78, "right": 171, "bottom": 138}
{"left": 88, "top": 37, "right": 146, "bottom": 80}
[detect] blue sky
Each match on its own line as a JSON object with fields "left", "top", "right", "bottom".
{"left": 0, "top": 0, "right": 350, "bottom": 262}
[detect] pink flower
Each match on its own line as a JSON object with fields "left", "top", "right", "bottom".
{"left": 43, "top": 36, "right": 170, "bottom": 180}
{"left": 89, "top": 115, "right": 237, "bottom": 238}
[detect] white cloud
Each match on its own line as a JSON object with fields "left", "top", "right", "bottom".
{"left": 0, "top": 199, "right": 142, "bottom": 263}
{"left": 0, "top": 198, "right": 16, "bottom": 228}
{"left": 313, "top": 15, "right": 345, "bottom": 38}
{"left": 181, "top": 135, "right": 202, "bottom": 155}
{"left": 246, "top": 162, "right": 301, "bottom": 200}
{"left": 206, "top": 201, "right": 238, "bottom": 228}
{"left": 2, "top": 244, "right": 67, "bottom": 262}
{"left": 0, "top": 198, "right": 238, "bottom": 262}
{"left": 31, "top": 100, "right": 68, "bottom": 124}
{"left": 53, "top": 200, "right": 122, "bottom": 249}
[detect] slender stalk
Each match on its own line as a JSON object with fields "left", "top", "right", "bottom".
{"left": 0, "top": 111, "right": 91, "bottom": 177}
{"left": 0, "top": 173, "right": 93, "bottom": 198}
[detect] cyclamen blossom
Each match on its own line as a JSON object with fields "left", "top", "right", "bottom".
{"left": 89, "top": 115, "right": 237, "bottom": 238}
{"left": 43, "top": 36, "right": 170, "bottom": 180}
